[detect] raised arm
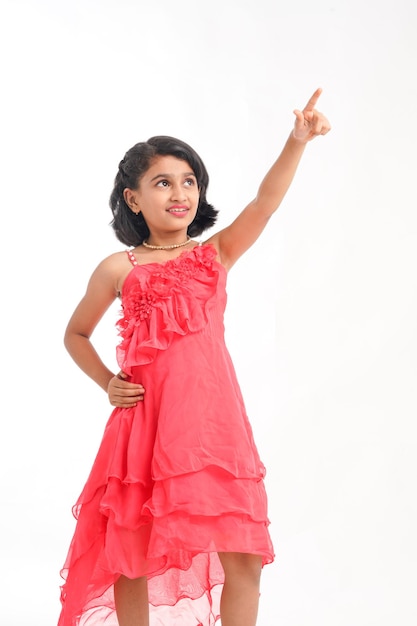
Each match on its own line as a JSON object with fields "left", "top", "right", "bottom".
{"left": 208, "top": 88, "right": 331, "bottom": 269}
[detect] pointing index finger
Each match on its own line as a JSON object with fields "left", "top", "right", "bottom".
{"left": 303, "top": 87, "right": 323, "bottom": 112}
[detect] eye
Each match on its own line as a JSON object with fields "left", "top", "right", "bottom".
{"left": 156, "top": 179, "right": 169, "bottom": 188}
{"left": 184, "top": 178, "right": 196, "bottom": 186}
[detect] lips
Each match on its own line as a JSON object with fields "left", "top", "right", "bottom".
{"left": 167, "top": 205, "right": 189, "bottom": 216}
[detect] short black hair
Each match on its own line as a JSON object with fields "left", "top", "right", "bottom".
{"left": 109, "top": 136, "right": 218, "bottom": 247}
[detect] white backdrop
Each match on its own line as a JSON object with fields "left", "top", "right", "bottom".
{"left": 1, "top": 0, "right": 416, "bottom": 624}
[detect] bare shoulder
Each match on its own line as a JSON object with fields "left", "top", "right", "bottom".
{"left": 95, "top": 250, "right": 130, "bottom": 272}
{"left": 203, "top": 232, "right": 236, "bottom": 271}
{"left": 203, "top": 201, "right": 267, "bottom": 271}
{"left": 88, "top": 249, "right": 132, "bottom": 295}
{"left": 202, "top": 234, "right": 222, "bottom": 262}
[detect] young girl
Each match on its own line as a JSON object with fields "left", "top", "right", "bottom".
{"left": 58, "top": 89, "right": 330, "bottom": 626}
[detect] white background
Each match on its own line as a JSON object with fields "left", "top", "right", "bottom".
{"left": 1, "top": 0, "right": 416, "bottom": 624}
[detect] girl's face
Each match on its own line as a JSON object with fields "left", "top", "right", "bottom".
{"left": 126, "top": 155, "right": 200, "bottom": 236}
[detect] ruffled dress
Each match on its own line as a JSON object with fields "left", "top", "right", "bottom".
{"left": 58, "top": 244, "right": 274, "bottom": 626}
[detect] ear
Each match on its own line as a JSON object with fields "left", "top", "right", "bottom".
{"left": 123, "top": 188, "right": 141, "bottom": 214}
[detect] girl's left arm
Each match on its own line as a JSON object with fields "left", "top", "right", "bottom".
{"left": 208, "top": 88, "right": 331, "bottom": 269}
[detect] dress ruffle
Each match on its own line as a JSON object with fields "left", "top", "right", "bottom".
{"left": 116, "top": 244, "right": 220, "bottom": 374}
{"left": 58, "top": 244, "right": 274, "bottom": 626}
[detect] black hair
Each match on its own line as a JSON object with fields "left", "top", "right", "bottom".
{"left": 109, "top": 136, "right": 218, "bottom": 246}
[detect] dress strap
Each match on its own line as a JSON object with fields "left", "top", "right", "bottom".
{"left": 126, "top": 249, "right": 138, "bottom": 266}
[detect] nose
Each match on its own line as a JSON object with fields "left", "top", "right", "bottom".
{"left": 170, "top": 182, "right": 187, "bottom": 201}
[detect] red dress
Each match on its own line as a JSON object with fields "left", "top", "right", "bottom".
{"left": 58, "top": 244, "right": 274, "bottom": 626}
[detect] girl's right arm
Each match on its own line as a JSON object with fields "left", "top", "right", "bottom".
{"left": 64, "top": 254, "right": 145, "bottom": 407}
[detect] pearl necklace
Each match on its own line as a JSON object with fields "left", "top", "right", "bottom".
{"left": 142, "top": 236, "right": 192, "bottom": 250}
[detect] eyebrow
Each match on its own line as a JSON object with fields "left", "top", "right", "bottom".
{"left": 149, "top": 171, "right": 196, "bottom": 182}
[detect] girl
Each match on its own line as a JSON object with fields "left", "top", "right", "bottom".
{"left": 58, "top": 88, "right": 331, "bottom": 626}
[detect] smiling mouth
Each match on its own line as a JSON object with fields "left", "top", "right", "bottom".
{"left": 167, "top": 207, "right": 189, "bottom": 214}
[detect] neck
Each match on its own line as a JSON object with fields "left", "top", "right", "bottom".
{"left": 142, "top": 236, "right": 192, "bottom": 251}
